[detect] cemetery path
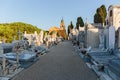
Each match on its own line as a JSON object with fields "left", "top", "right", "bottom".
{"left": 12, "top": 41, "right": 98, "bottom": 80}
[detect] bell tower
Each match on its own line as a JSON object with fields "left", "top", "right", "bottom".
{"left": 60, "top": 18, "right": 65, "bottom": 30}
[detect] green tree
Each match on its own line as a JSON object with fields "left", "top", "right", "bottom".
{"left": 0, "top": 22, "right": 43, "bottom": 43}
{"left": 94, "top": 4, "right": 107, "bottom": 26}
{"left": 76, "top": 17, "right": 84, "bottom": 29}
{"left": 68, "top": 21, "right": 74, "bottom": 35}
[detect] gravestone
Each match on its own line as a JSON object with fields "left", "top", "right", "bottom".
{"left": 30, "top": 35, "right": 35, "bottom": 46}
{"left": 109, "top": 26, "right": 115, "bottom": 49}
{"left": 39, "top": 30, "right": 44, "bottom": 44}
{"left": 71, "top": 28, "right": 79, "bottom": 41}
{"left": 34, "top": 31, "right": 39, "bottom": 45}
{"left": 69, "top": 33, "right": 73, "bottom": 40}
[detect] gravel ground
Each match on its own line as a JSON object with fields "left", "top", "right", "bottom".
{"left": 11, "top": 41, "right": 98, "bottom": 80}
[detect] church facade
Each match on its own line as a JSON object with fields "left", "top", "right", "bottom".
{"left": 49, "top": 19, "right": 67, "bottom": 39}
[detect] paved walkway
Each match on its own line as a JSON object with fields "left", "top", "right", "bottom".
{"left": 12, "top": 41, "right": 98, "bottom": 80}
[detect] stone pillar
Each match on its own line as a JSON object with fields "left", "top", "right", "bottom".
{"left": 104, "top": 27, "right": 109, "bottom": 49}
{"left": 16, "top": 51, "right": 19, "bottom": 66}
{"left": 109, "top": 26, "right": 115, "bottom": 49}
{"left": 2, "top": 54, "right": 6, "bottom": 75}
{"left": 99, "top": 29, "right": 105, "bottom": 49}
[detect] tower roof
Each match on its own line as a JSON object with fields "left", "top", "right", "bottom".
{"left": 60, "top": 18, "right": 65, "bottom": 29}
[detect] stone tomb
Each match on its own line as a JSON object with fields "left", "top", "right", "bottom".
{"left": 86, "top": 28, "right": 99, "bottom": 48}
{"left": 109, "top": 26, "right": 115, "bottom": 49}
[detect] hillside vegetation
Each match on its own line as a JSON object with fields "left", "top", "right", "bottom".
{"left": 0, "top": 22, "right": 44, "bottom": 43}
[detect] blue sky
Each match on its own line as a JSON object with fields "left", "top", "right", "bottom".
{"left": 0, "top": 0, "right": 120, "bottom": 30}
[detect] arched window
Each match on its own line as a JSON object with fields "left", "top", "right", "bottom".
{"left": 110, "top": 10, "right": 112, "bottom": 17}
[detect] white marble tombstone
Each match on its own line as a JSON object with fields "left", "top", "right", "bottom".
{"left": 39, "top": 30, "right": 44, "bottom": 44}
{"left": 34, "top": 31, "right": 38, "bottom": 41}
{"left": 34, "top": 31, "right": 39, "bottom": 45}
{"left": 109, "top": 26, "right": 115, "bottom": 49}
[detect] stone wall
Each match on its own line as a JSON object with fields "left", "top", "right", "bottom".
{"left": 86, "top": 28, "right": 99, "bottom": 48}
{"left": 108, "top": 5, "right": 120, "bottom": 30}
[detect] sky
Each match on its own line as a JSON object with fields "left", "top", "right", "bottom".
{"left": 0, "top": 0, "right": 120, "bottom": 30}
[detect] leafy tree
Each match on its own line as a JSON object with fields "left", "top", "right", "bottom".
{"left": 67, "top": 21, "right": 74, "bottom": 35}
{"left": 0, "top": 22, "right": 43, "bottom": 43}
{"left": 94, "top": 4, "right": 107, "bottom": 26}
{"left": 70, "top": 21, "right": 74, "bottom": 29}
{"left": 101, "top": 5, "right": 107, "bottom": 18}
{"left": 76, "top": 17, "right": 84, "bottom": 29}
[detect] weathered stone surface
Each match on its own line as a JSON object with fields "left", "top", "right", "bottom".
{"left": 104, "top": 27, "right": 109, "bottom": 48}
{"left": 108, "top": 59, "right": 120, "bottom": 77}
{"left": 109, "top": 26, "right": 115, "bottom": 49}
{"left": 87, "top": 28, "right": 99, "bottom": 48}
{"left": 99, "top": 29, "right": 105, "bottom": 49}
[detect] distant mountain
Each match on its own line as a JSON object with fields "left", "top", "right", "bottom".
{"left": 0, "top": 22, "right": 43, "bottom": 43}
